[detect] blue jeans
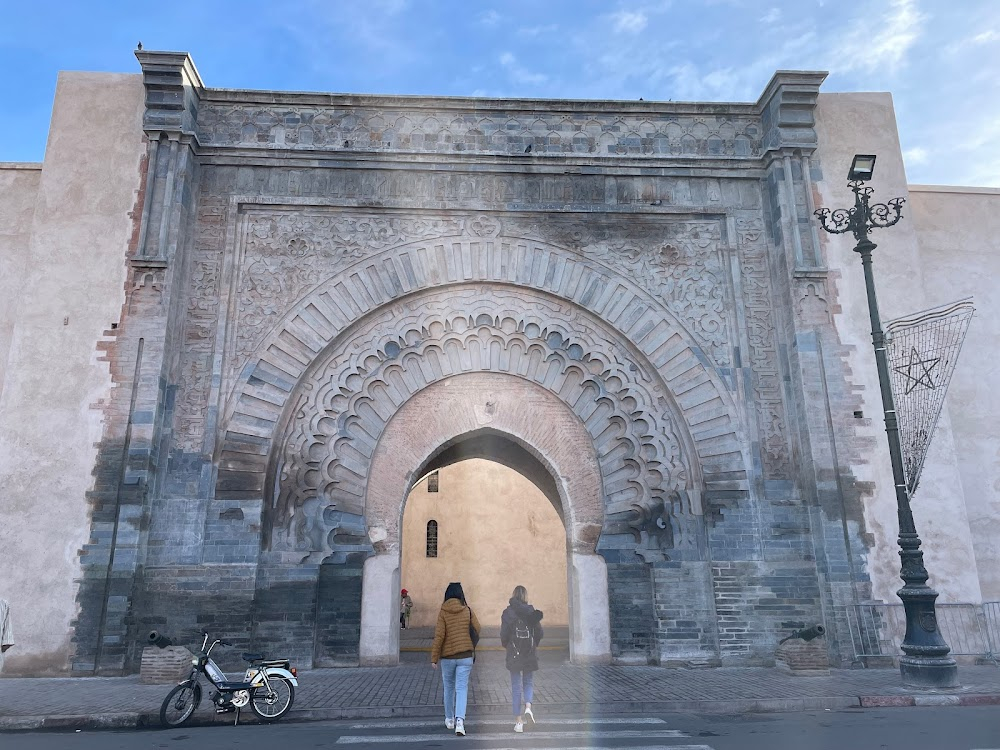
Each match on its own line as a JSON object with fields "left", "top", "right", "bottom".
{"left": 510, "top": 670, "right": 534, "bottom": 717}
{"left": 440, "top": 656, "right": 474, "bottom": 721}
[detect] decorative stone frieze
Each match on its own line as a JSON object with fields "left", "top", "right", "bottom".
{"left": 197, "top": 101, "right": 764, "bottom": 158}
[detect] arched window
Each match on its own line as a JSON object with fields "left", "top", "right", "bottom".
{"left": 426, "top": 520, "right": 438, "bottom": 558}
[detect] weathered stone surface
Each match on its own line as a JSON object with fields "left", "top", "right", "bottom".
{"left": 11, "top": 52, "right": 941, "bottom": 675}
{"left": 62, "top": 54, "right": 839, "bottom": 671}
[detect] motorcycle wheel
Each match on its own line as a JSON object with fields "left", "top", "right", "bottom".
{"left": 159, "top": 682, "right": 202, "bottom": 727}
{"left": 249, "top": 675, "right": 295, "bottom": 722}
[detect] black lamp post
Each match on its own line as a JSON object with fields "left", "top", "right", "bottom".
{"left": 814, "top": 154, "right": 959, "bottom": 688}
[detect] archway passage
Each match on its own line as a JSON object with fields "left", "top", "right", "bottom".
{"left": 399, "top": 455, "right": 570, "bottom": 660}
{"left": 358, "top": 371, "right": 612, "bottom": 665}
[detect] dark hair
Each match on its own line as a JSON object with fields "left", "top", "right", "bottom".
{"left": 444, "top": 581, "right": 466, "bottom": 605}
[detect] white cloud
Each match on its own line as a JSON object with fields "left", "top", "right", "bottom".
{"left": 279, "top": 0, "right": 418, "bottom": 79}
{"left": 903, "top": 146, "right": 929, "bottom": 166}
{"left": 498, "top": 51, "right": 549, "bottom": 86}
{"left": 760, "top": 7, "right": 781, "bottom": 24}
{"left": 611, "top": 10, "right": 648, "bottom": 34}
{"left": 972, "top": 29, "right": 1000, "bottom": 44}
{"left": 832, "top": 0, "right": 926, "bottom": 74}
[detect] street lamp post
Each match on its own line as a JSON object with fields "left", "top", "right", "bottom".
{"left": 814, "top": 154, "right": 959, "bottom": 688}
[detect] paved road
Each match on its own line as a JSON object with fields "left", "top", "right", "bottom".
{"left": 5, "top": 707, "right": 1000, "bottom": 749}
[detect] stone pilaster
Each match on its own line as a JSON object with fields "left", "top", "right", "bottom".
{"left": 74, "top": 53, "right": 203, "bottom": 673}
{"left": 756, "top": 70, "right": 871, "bottom": 666}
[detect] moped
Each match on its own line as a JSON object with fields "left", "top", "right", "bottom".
{"left": 159, "top": 631, "right": 298, "bottom": 727}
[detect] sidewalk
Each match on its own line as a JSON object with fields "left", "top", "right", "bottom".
{"left": 2, "top": 650, "right": 998, "bottom": 731}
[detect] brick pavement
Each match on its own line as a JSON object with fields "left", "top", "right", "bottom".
{"left": 1, "top": 651, "right": 998, "bottom": 731}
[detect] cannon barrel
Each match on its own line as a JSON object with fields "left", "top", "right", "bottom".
{"left": 796, "top": 624, "right": 825, "bottom": 641}
{"left": 778, "top": 624, "right": 825, "bottom": 645}
{"left": 147, "top": 631, "right": 172, "bottom": 648}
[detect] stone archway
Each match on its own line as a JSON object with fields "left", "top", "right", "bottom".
{"left": 266, "top": 286, "right": 701, "bottom": 564}
{"left": 359, "top": 371, "right": 610, "bottom": 665}
{"left": 216, "top": 226, "right": 751, "bottom": 525}
{"left": 220, "top": 224, "right": 756, "bottom": 665}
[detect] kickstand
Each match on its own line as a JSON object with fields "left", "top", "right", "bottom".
{"left": 234, "top": 707, "right": 240, "bottom": 726}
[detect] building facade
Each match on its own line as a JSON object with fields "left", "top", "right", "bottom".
{"left": 0, "top": 52, "right": 996, "bottom": 675}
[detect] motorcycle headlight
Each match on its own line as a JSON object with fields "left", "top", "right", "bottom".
{"left": 191, "top": 657, "right": 200, "bottom": 665}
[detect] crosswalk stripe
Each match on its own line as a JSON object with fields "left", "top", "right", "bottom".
{"left": 335, "top": 729, "right": 690, "bottom": 744}
{"left": 349, "top": 717, "right": 668, "bottom": 729}
{"left": 400, "top": 747, "right": 715, "bottom": 750}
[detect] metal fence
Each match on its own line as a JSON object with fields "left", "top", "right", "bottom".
{"left": 847, "top": 602, "right": 1000, "bottom": 664}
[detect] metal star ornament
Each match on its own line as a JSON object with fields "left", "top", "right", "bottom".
{"left": 893, "top": 347, "right": 940, "bottom": 394}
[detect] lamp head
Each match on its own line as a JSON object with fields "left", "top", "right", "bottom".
{"left": 848, "top": 154, "right": 877, "bottom": 182}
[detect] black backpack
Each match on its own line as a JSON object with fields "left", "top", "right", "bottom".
{"left": 510, "top": 617, "right": 535, "bottom": 658}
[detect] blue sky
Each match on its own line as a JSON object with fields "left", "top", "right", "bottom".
{"left": 1, "top": 0, "right": 997, "bottom": 186}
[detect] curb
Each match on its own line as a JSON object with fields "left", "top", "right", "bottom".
{"left": 859, "top": 693, "right": 1000, "bottom": 708}
{"left": 3, "top": 693, "right": 999, "bottom": 732}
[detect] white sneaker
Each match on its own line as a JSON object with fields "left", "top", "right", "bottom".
{"left": 524, "top": 704, "right": 535, "bottom": 723}
{"left": 455, "top": 718, "right": 465, "bottom": 736}
{"left": 514, "top": 721, "right": 524, "bottom": 733}
{"left": 445, "top": 718, "right": 455, "bottom": 730}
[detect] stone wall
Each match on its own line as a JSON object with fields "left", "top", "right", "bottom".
{"left": 0, "top": 164, "right": 40, "bottom": 404}
{"left": 0, "top": 73, "right": 145, "bottom": 674}
{"left": 814, "top": 94, "right": 983, "bottom": 609}
{"left": 908, "top": 185, "right": 1000, "bottom": 601}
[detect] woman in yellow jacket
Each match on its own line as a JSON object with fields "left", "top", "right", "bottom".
{"left": 431, "top": 581, "right": 481, "bottom": 736}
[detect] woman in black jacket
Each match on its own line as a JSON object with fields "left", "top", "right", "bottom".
{"left": 499, "top": 585, "right": 543, "bottom": 733}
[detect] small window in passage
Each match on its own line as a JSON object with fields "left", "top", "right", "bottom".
{"left": 426, "top": 519, "right": 438, "bottom": 558}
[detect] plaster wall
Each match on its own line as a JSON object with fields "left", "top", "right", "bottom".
{"left": 814, "top": 93, "right": 981, "bottom": 605}
{"left": 0, "top": 72, "right": 145, "bottom": 674}
{"left": 908, "top": 185, "right": 1000, "bottom": 600}
{"left": 0, "top": 164, "right": 40, "bottom": 403}
{"left": 401, "top": 458, "right": 569, "bottom": 629}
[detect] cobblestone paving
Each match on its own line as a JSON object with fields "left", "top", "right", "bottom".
{"left": 1, "top": 651, "right": 998, "bottom": 719}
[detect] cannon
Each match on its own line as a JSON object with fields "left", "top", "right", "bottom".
{"left": 778, "top": 624, "right": 825, "bottom": 644}
{"left": 147, "top": 630, "right": 173, "bottom": 649}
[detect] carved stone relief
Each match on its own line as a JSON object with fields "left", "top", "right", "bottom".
{"left": 174, "top": 198, "right": 226, "bottom": 452}
{"left": 209, "top": 206, "right": 753, "bottom": 564}
{"left": 269, "top": 288, "right": 698, "bottom": 563}
{"left": 797, "top": 281, "right": 831, "bottom": 326}
{"left": 127, "top": 268, "right": 164, "bottom": 314}
{"left": 573, "top": 222, "right": 730, "bottom": 367}
{"left": 737, "top": 217, "right": 792, "bottom": 477}
{"left": 197, "top": 104, "right": 763, "bottom": 158}
{"left": 234, "top": 213, "right": 466, "bottom": 378}
{"left": 230, "top": 210, "right": 734, "bottom": 391}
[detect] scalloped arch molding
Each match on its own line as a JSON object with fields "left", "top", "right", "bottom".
{"left": 217, "top": 232, "right": 751, "bottom": 529}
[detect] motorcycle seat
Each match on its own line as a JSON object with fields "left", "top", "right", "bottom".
{"left": 216, "top": 680, "right": 254, "bottom": 691}
{"left": 242, "top": 653, "right": 290, "bottom": 668}
{"left": 257, "top": 659, "right": 290, "bottom": 668}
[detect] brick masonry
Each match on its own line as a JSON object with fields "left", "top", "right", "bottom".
{"left": 138, "top": 646, "right": 193, "bottom": 684}
{"left": 71, "top": 52, "right": 883, "bottom": 674}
